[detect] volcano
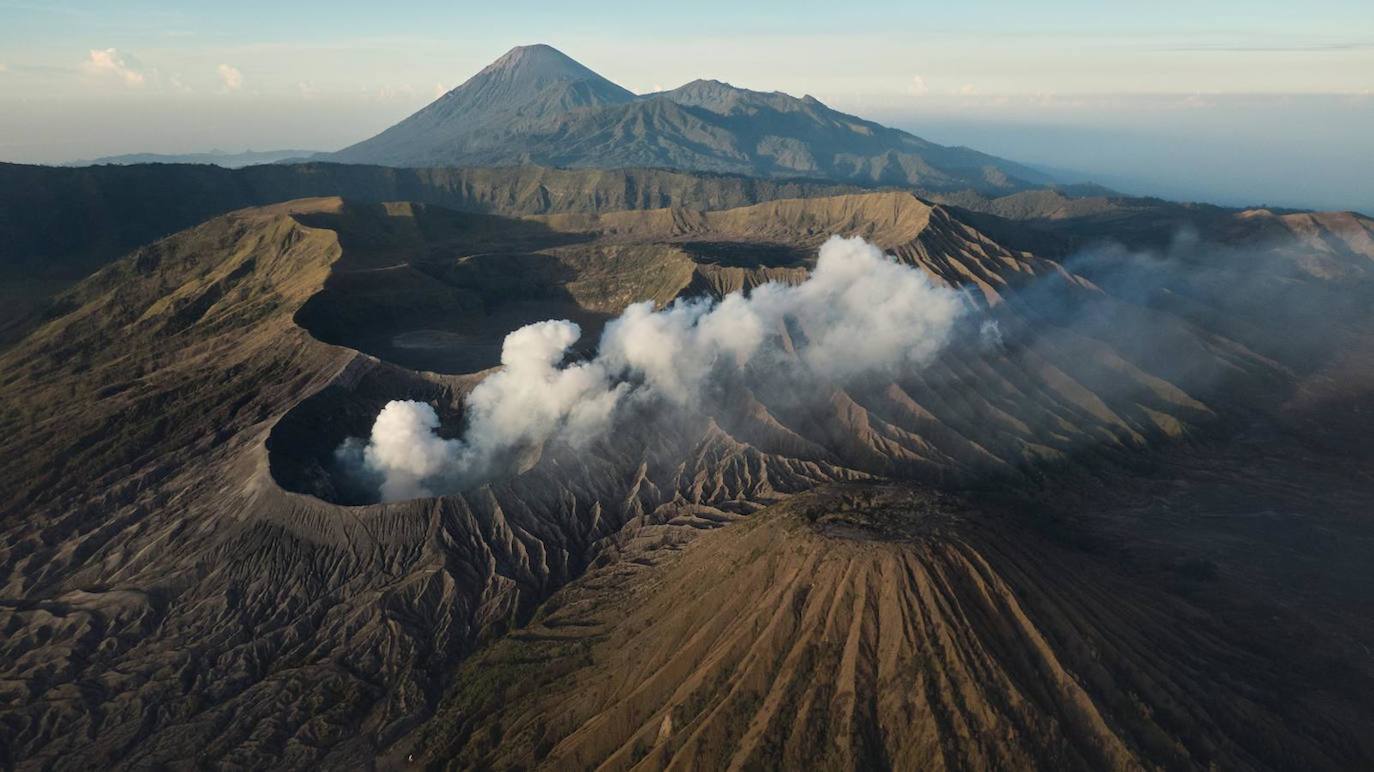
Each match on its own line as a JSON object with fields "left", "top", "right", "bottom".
{"left": 325, "top": 45, "right": 1051, "bottom": 193}
{"left": 3, "top": 31, "right": 1374, "bottom": 768}
{"left": 3, "top": 180, "right": 1373, "bottom": 767}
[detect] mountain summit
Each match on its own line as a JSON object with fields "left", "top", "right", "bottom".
{"left": 327, "top": 44, "right": 1049, "bottom": 193}
{"left": 330, "top": 44, "right": 634, "bottom": 164}
{"left": 476, "top": 43, "right": 624, "bottom": 90}
{"left": 433, "top": 43, "right": 634, "bottom": 116}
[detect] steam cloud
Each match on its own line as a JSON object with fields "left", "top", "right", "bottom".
{"left": 337, "top": 236, "right": 968, "bottom": 501}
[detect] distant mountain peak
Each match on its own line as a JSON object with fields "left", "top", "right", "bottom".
{"left": 670, "top": 79, "right": 770, "bottom": 98}
{"left": 496, "top": 42, "right": 560, "bottom": 58}
{"left": 662, "top": 79, "right": 817, "bottom": 116}
{"left": 478, "top": 43, "right": 605, "bottom": 84}
{"left": 678, "top": 78, "right": 732, "bottom": 89}
{"left": 328, "top": 44, "right": 1052, "bottom": 194}
{"left": 433, "top": 43, "right": 633, "bottom": 113}
{"left": 330, "top": 44, "right": 634, "bottom": 163}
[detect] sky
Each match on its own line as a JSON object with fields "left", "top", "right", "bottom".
{"left": 1, "top": 0, "right": 1372, "bottom": 211}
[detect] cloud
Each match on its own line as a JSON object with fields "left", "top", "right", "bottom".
{"left": 908, "top": 75, "right": 929, "bottom": 96}
{"left": 1155, "top": 41, "right": 1372, "bottom": 53}
{"left": 84, "top": 48, "right": 144, "bottom": 86}
{"left": 217, "top": 63, "right": 243, "bottom": 92}
{"left": 339, "top": 236, "right": 968, "bottom": 501}
{"left": 958, "top": 83, "right": 978, "bottom": 96}
{"left": 369, "top": 83, "right": 416, "bottom": 101}
{"left": 979, "top": 319, "right": 1003, "bottom": 348}
{"left": 433, "top": 82, "right": 447, "bottom": 99}
{"left": 3, "top": 63, "right": 76, "bottom": 77}
{"left": 1165, "top": 93, "right": 1214, "bottom": 110}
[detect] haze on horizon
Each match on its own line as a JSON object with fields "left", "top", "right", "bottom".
{"left": 1, "top": 0, "right": 1371, "bottom": 213}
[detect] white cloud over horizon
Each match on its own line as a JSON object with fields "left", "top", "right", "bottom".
{"left": 84, "top": 48, "right": 145, "bottom": 87}
{"left": 217, "top": 63, "right": 243, "bottom": 91}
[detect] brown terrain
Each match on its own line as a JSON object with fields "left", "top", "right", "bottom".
{"left": 1, "top": 185, "right": 1373, "bottom": 769}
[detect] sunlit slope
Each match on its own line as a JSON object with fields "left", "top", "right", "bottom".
{"left": 0, "top": 161, "right": 862, "bottom": 347}
{"left": 1, "top": 190, "right": 1371, "bottom": 768}
{"left": 403, "top": 484, "right": 1373, "bottom": 770}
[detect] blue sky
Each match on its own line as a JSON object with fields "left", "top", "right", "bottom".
{"left": 1, "top": 1, "right": 1371, "bottom": 210}
{"left": 3, "top": 1, "right": 1371, "bottom": 45}
{"left": 3, "top": 0, "right": 1372, "bottom": 95}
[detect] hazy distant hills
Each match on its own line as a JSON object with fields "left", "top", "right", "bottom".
{"left": 69, "top": 148, "right": 315, "bottom": 168}
{"left": 326, "top": 44, "right": 1051, "bottom": 193}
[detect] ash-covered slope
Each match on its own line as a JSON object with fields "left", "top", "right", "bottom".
{"left": 2, "top": 191, "right": 1373, "bottom": 768}
{"left": 0, "top": 197, "right": 866, "bottom": 767}
{"left": 325, "top": 45, "right": 1050, "bottom": 193}
{"left": 403, "top": 484, "right": 1374, "bottom": 770}
{"left": 0, "top": 161, "right": 860, "bottom": 347}
{"left": 276, "top": 191, "right": 1267, "bottom": 504}
{"left": 0, "top": 162, "right": 862, "bottom": 288}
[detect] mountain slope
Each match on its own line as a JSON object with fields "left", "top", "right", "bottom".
{"left": 0, "top": 162, "right": 860, "bottom": 346}
{"left": 0, "top": 162, "right": 860, "bottom": 283}
{"left": 324, "top": 45, "right": 1051, "bottom": 193}
{"left": 330, "top": 44, "right": 635, "bottom": 165}
{"left": 2, "top": 192, "right": 1372, "bottom": 768}
{"left": 401, "top": 484, "right": 1374, "bottom": 770}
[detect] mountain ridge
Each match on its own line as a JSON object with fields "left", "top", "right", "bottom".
{"left": 66, "top": 148, "right": 315, "bottom": 169}
{"left": 331, "top": 44, "right": 636, "bottom": 164}
{"left": 325, "top": 44, "right": 1052, "bottom": 193}
{"left": 4, "top": 193, "right": 1372, "bottom": 767}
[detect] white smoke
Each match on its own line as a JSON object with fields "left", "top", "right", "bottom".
{"left": 979, "top": 319, "right": 1003, "bottom": 348}
{"left": 338, "top": 235, "right": 968, "bottom": 501}
{"left": 336, "top": 401, "right": 457, "bottom": 501}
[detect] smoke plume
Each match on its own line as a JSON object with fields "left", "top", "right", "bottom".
{"left": 337, "top": 236, "right": 969, "bottom": 501}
